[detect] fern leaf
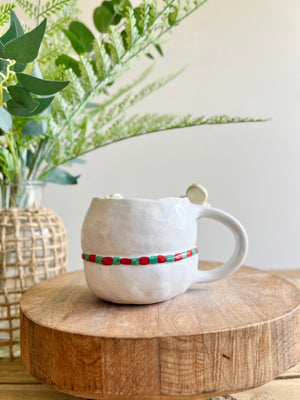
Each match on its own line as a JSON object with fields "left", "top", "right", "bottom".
{"left": 0, "top": 4, "right": 15, "bottom": 27}
{"left": 63, "top": 69, "right": 86, "bottom": 103}
{"left": 70, "top": 117, "right": 89, "bottom": 157}
{"left": 95, "top": 69, "right": 184, "bottom": 128}
{"left": 97, "top": 113, "right": 263, "bottom": 148}
{"left": 107, "top": 26, "right": 125, "bottom": 64}
{"left": 124, "top": 7, "right": 140, "bottom": 49}
{"left": 52, "top": 92, "right": 73, "bottom": 121}
{"left": 47, "top": 117, "right": 59, "bottom": 137}
{"left": 79, "top": 55, "right": 98, "bottom": 91}
{"left": 93, "top": 38, "right": 112, "bottom": 80}
{"left": 88, "top": 65, "right": 153, "bottom": 118}
{"left": 15, "top": 0, "right": 35, "bottom": 18}
{"left": 148, "top": 0, "right": 160, "bottom": 26}
{"left": 39, "top": 0, "right": 72, "bottom": 18}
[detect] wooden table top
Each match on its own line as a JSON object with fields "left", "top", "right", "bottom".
{"left": 19, "top": 265, "right": 300, "bottom": 400}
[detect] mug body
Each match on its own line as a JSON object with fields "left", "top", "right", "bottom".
{"left": 81, "top": 197, "right": 199, "bottom": 304}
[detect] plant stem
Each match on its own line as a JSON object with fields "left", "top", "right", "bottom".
{"left": 36, "top": 0, "right": 42, "bottom": 25}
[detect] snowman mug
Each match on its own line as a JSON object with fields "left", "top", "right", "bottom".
{"left": 81, "top": 193, "right": 248, "bottom": 304}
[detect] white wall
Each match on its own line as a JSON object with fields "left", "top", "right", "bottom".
{"left": 43, "top": 0, "right": 300, "bottom": 271}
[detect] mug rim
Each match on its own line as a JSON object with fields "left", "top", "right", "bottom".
{"left": 91, "top": 196, "right": 192, "bottom": 205}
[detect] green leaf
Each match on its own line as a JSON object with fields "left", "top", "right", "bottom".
{"left": 64, "top": 21, "right": 94, "bottom": 54}
{"left": 155, "top": 44, "right": 163, "bottom": 56}
{"left": 43, "top": 168, "right": 80, "bottom": 185}
{"left": 3, "top": 19, "right": 47, "bottom": 63}
{"left": 7, "top": 86, "right": 39, "bottom": 111}
{"left": 94, "top": 3, "right": 121, "bottom": 33}
{"left": 133, "top": 6, "right": 143, "bottom": 34}
{"left": 0, "top": 58, "right": 10, "bottom": 76}
{"left": 0, "top": 20, "right": 17, "bottom": 45}
{"left": 22, "top": 120, "right": 47, "bottom": 136}
{"left": 11, "top": 61, "right": 26, "bottom": 73}
{"left": 0, "top": 9, "right": 24, "bottom": 45}
{"left": 10, "top": 9, "right": 24, "bottom": 36}
{"left": 168, "top": 8, "right": 178, "bottom": 26}
{"left": 26, "top": 149, "right": 34, "bottom": 168}
{"left": 16, "top": 73, "right": 69, "bottom": 95}
{"left": 55, "top": 54, "right": 81, "bottom": 76}
{"left": 2, "top": 90, "right": 10, "bottom": 102}
{"left": 7, "top": 94, "right": 54, "bottom": 117}
{"left": 0, "top": 148, "right": 15, "bottom": 181}
{"left": 0, "top": 107, "right": 12, "bottom": 133}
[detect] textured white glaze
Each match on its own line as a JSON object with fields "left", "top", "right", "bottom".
{"left": 84, "top": 258, "right": 197, "bottom": 304}
{"left": 81, "top": 197, "right": 197, "bottom": 256}
{"left": 81, "top": 197, "right": 248, "bottom": 304}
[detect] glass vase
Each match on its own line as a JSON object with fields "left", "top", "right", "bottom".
{"left": 0, "top": 181, "right": 45, "bottom": 209}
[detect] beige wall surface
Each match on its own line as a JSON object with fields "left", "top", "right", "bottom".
{"left": 8, "top": 0, "right": 300, "bottom": 270}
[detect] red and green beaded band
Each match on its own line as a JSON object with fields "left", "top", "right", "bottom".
{"left": 82, "top": 248, "right": 198, "bottom": 266}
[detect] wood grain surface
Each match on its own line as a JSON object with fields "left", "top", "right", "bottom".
{"left": 20, "top": 264, "right": 300, "bottom": 400}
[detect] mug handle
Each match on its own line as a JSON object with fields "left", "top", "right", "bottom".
{"left": 193, "top": 205, "right": 248, "bottom": 283}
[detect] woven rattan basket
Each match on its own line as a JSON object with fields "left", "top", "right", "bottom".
{"left": 0, "top": 206, "right": 67, "bottom": 359}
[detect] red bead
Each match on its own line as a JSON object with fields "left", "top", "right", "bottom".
{"left": 174, "top": 253, "right": 183, "bottom": 261}
{"left": 89, "top": 254, "right": 96, "bottom": 263}
{"left": 157, "top": 255, "right": 166, "bottom": 263}
{"left": 139, "top": 257, "right": 149, "bottom": 265}
{"left": 120, "top": 258, "right": 131, "bottom": 265}
{"left": 186, "top": 250, "right": 192, "bottom": 257}
{"left": 102, "top": 257, "right": 113, "bottom": 265}
{"left": 195, "top": 248, "right": 198, "bottom": 253}
{"left": 82, "top": 253, "right": 85, "bottom": 260}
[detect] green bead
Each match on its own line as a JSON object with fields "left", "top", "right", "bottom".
{"left": 191, "top": 248, "right": 197, "bottom": 255}
{"left": 181, "top": 251, "right": 187, "bottom": 259}
{"left": 149, "top": 256, "right": 158, "bottom": 264}
{"left": 166, "top": 255, "right": 175, "bottom": 262}
{"left": 95, "top": 256, "right": 103, "bottom": 264}
{"left": 131, "top": 258, "right": 139, "bottom": 265}
{"left": 84, "top": 254, "right": 89, "bottom": 261}
{"left": 113, "top": 257, "right": 120, "bottom": 265}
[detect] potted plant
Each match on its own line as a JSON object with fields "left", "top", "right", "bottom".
{"left": 0, "top": 0, "right": 260, "bottom": 359}
{"left": 0, "top": 0, "right": 258, "bottom": 192}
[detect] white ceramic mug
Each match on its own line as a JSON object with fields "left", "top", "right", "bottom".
{"left": 81, "top": 196, "right": 248, "bottom": 304}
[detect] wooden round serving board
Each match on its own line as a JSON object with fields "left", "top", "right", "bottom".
{"left": 20, "top": 263, "right": 300, "bottom": 400}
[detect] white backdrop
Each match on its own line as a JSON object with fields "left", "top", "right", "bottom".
{"left": 42, "top": 0, "right": 300, "bottom": 271}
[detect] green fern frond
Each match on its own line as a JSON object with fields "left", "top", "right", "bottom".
{"left": 136, "top": 0, "right": 151, "bottom": 33}
{"left": 97, "top": 113, "right": 264, "bottom": 148}
{"left": 93, "top": 68, "right": 184, "bottom": 129}
{"left": 46, "top": 15, "right": 72, "bottom": 34}
{"left": 89, "top": 65, "right": 154, "bottom": 117}
{"left": 0, "top": 4, "right": 15, "bottom": 27}
{"left": 15, "top": 0, "right": 35, "bottom": 18}
{"left": 148, "top": 0, "right": 161, "bottom": 26}
{"left": 32, "top": 0, "right": 262, "bottom": 184}
{"left": 92, "top": 38, "right": 112, "bottom": 80}
{"left": 79, "top": 55, "right": 98, "bottom": 91}
{"left": 71, "top": 117, "right": 89, "bottom": 157}
{"left": 39, "top": 0, "right": 72, "bottom": 18}
{"left": 63, "top": 69, "right": 86, "bottom": 103}
{"left": 108, "top": 26, "right": 126, "bottom": 64}
{"left": 124, "top": 7, "right": 140, "bottom": 49}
